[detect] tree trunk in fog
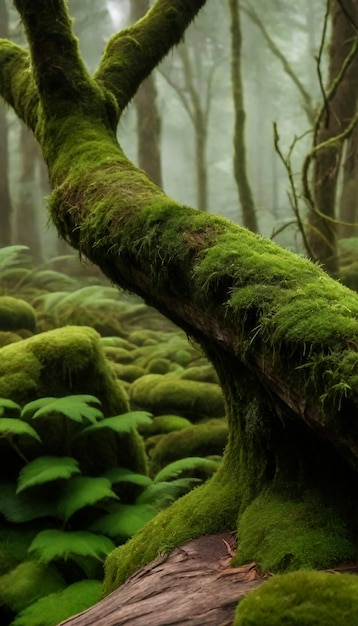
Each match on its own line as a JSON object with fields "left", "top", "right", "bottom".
{"left": 130, "top": 0, "right": 163, "bottom": 188}
{"left": 228, "top": 0, "right": 257, "bottom": 232}
{"left": 14, "top": 124, "right": 43, "bottom": 262}
{"left": 339, "top": 123, "right": 358, "bottom": 239}
{"left": 307, "top": 0, "right": 358, "bottom": 274}
{"left": 0, "top": 0, "right": 12, "bottom": 246}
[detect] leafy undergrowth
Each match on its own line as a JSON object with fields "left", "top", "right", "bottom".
{"left": 0, "top": 246, "right": 225, "bottom": 625}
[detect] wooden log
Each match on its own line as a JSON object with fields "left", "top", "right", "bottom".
{"left": 58, "top": 533, "right": 267, "bottom": 626}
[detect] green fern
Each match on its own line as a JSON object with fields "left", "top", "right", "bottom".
{"left": 0, "top": 418, "right": 42, "bottom": 443}
{"left": 0, "top": 482, "right": 58, "bottom": 523}
{"left": 21, "top": 395, "right": 104, "bottom": 424}
{"left": 154, "top": 456, "right": 221, "bottom": 482}
{"left": 56, "top": 476, "right": 119, "bottom": 522}
{"left": 16, "top": 456, "right": 81, "bottom": 494}
{"left": 0, "top": 398, "right": 21, "bottom": 417}
{"left": 136, "top": 478, "right": 201, "bottom": 508}
{"left": 78, "top": 411, "right": 152, "bottom": 438}
{"left": 104, "top": 466, "right": 152, "bottom": 487}
{"left": 88, "top": 503, "right": 156, "bottom": 539}
{"left": 28, "top": 529, "right": 115, "bottom": 565}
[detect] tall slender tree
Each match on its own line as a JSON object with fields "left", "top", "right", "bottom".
{"left": 0, "top": 0, "right": 12, "bottom": 246}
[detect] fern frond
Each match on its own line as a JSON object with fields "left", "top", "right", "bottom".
{"left": 21, "top": 395, "right": 103, "bottom": 424}
{"left": 104, "top": 467, "right": 152, "bottom": 487}
{"left": 0, "top": 398, "right": 21, "bottom": 417}
{"left": 78, "top": 411, "right": 152, "bottom": 438}
{"left": 136, "top": 478, "right": 201, "bottom": 509}
{"left": 89, "top": 503, "right": 156, "bottom": 539}
{"left": 56, "top": 476, "right": 118, "bottom": 522}
{"left": 28, "top": 529, "right": 115, "bottom": 564}
{"left": 16, "top": 456, "right": 81, "bottom": 494}
{"left": 0, "top": 482, "right": 58, "bottom": 523}
{"left": 154, "top": 457, "right": 221, "bottom": 482}
{"left": 0, "top": 245, "right": 30, "bottom": 271}
{"left": 0, "top": 418, "right": 42, "bottom": 442}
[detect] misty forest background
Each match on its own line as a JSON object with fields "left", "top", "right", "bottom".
{"left": 1, "top": 0, "right": 348, "bottom": 267}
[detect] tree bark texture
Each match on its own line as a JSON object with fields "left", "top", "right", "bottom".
{"left": 58, "top": 533, "right": 266, "bottom": 626}
{"left": 307, "top": 0, "right": 358, "bottom": 273}
{"left": 130, "top": 0, "right": 163, "bottom": 188}
{"left": 2, "top": 0, "right": 358, "bottom": 613}
{"left": 0, "top": 0, "right": 12, "bottom": 246}
{"left": 228, "top": 0, "right": 258, "bottom": 232}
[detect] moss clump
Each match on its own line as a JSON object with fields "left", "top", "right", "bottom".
{"left": 140, "top": 414, "right": 192, "bottom": 436}
{"left": 130, "top": 374, "right": 225, "bottom": 420}
{"left": 103, "top": 462, "right": 240, "bottom": 595}
{"left": 0, "top": 561, "right": 66, "bottom": 614}
{"left": 0, "top": 297, "right": 36, "bottom": 333}
{"left": 111, "top": 363, "right": 146, "bottom": 383}
{"left": 147, "top": 358, "right": 171, "bottom": 374}
{"left": 234, "top": 570, "right": 358, "bottom": 626}
{"left": 148, "top": 421, "right": 228, "bottom": 476}
{"left": 234, "top": 489, "right": 356, "bottom": 573}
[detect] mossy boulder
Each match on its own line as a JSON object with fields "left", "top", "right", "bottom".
{"left": 148, "top": 421, "right": 228, "bottom": 476}
{"left": 0, "top": 326, "right": 147, "bottom": 475}
{"left": 0, "top": 297, "right": 36, "bottom": 333}
{"left": 234, "top": 570, "right": 358, "bottom": 625}
{"left": 139, "top": 414, "right": 192, "bottom": 436}
{"left": 130, "top": 374, "right": 225, "bottom": 420}
{"left": 0, "top": 561, "right": 66, "bottom": 614}
{"left": 0, "top": 331, "right": 22, "bottom": 347}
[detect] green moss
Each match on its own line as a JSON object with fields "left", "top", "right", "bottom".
{"left": 234, "top": 489, "right": 356, "bottom": 573}
{"left": 11, "top": 579, "right": 102, "bottom": 626}
{"left": 140, "top": 414, "right": 192, "bottom": 436}
{"left": 148, "top": 421, "right": 228, "bottom": 476}
{"left": 179, "top": 364, "right": 219, "bottom": 383}
{"left": 234, "top": 570, "right": 358, "bottom": 626}
{"left": 0, "top": 331, "right": 22, "bottom": 347}
{"left": 147, "top": 357, "right": 171, "bottom": 374}
{"left": 111, "top": 363, "right": 146, "bottom": 382}
{"left": 0, "top": 297, "right": 36, "bottom": 333}
{"left": 103, "top": 463, "right": 239, "bottom": 595}
{"left": 130, "top": 374, "right": 225, "bottom": 420}
{"left": 0, "top": 561, "right": 66, "bottom": 613}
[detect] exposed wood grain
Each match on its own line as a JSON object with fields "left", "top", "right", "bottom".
{"left": 58, "top": 533, "right": 267, "bottom": 626}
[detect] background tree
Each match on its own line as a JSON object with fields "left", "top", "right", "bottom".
{"left": 0, "top": 0, "right": 12, "bottom": 246}
{"left": 229, "top": 0, "right": 257, "bottom": 232}
{"left": 304, "top": 0, "right": 358, "bottom": 274}
{"left": 129, "top": 0, "right": 162, "bottom": 187}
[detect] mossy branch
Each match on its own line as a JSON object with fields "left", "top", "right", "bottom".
{"left": 0, "top": 39, "right": 39, "bottom": 131}
{"left": 13, "top": 0, "right": 91, "bottom": 114}
{"left": 95, "top": 0, "right": 207, "bottom": 112}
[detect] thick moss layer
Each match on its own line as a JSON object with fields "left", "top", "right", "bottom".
{"left": 234, "top": 571, "right": 358, "bottom": 626}
{"left": 0, "top": 297, "right": 36, "bottom": 333}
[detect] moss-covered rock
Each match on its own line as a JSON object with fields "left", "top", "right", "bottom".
{"left": 0, "top": 297, "right": 36, "bottom": 333}
{"left": 130, "top": 374, "right": 225, "bottom": 420}
{"left": 234, "top": 489, "right": 356, "bottom": 573}
{"left": 111, "top": 363, "right": 146, "bottom": 383}
{"left": 139, "top": 414, "right": 192, "bottom": 436}
{"left": 178, "top": 365, "right": 219, "bottom": 383}
{"left": 0, "top": 331, "right": 22, "bottom": 347}
{"left": 0, "top": 560, "right": 66, "bottom": 614}
{"left": 0, "top": 326, "right": 147, "bottom": 475}
{"left": 148, "top": 421, "right": 228, "bottom": 476}
{"left": 234, "top": 570, "right": 358, "bottom": 625}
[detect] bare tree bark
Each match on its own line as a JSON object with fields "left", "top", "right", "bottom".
{"left": 228, "top": 0, "right": 258, "bottom": 231}
{"left": 0, "top": 0, "right": 13, "bottom": 246}
{"left": 130, "top": 0, "right": 163, "bottom": 188}
{"left": 306, "top": 0, "right": 358, "bottom": 274}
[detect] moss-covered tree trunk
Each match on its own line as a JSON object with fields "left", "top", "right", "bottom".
{"left": 3, "top": 0, "right": 358, "bottom": 617}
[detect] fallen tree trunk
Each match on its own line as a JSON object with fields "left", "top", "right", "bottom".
{"left": 58, "top": 533, "right": 266, "bottom": 626}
